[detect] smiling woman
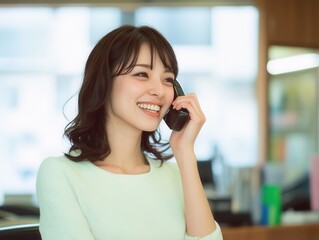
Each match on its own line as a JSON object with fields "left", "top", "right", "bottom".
{"left": 36, "top": 25, "right": 223, "bottom": 240}
{"left": 63, "top": 27, "right": 178, "bottom": 163}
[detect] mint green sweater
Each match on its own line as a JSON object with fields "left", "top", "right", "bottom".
{"left": 36, "top": 155, "right": 222, "bottom": 240}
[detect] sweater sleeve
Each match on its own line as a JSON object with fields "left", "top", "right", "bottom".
{"left": 185, "top": 221, "right": 223, "bottom": 240}
{"left": 36, "top": 157, "right": 95, "bottom": 240}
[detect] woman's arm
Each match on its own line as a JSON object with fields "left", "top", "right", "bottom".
{"left": 170, "top": 93, "right": 221, "bottom": 238}
{"left": 36, "top": 157, "right": 95, "bottom": 240}
{"left": 176, "top": 150, "right": 216, "bottom": 237}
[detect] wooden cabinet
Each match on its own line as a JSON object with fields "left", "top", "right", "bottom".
{"left": 260, "top": 0, "right": 319, "bottom": 48}
{"left": 222, "top": 223, "right": 319, "bottom": 240}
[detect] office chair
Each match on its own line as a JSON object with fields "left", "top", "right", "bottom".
{"left": 0, "top": 223, "right": 41, "bottom": 240}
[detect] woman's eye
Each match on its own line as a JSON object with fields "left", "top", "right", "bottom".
{"left": 134, "top": 72, "right": 148, "bottom": 78}
{"left": 164, "top": 78, "right": 174, "bottom": 86}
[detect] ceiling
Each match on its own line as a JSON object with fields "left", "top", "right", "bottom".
{"left": 0, "top": 0, "right": 256, "bottom": 7}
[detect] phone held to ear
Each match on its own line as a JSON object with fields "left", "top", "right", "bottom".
{"left": 164, "top": 80, "right": 189, "bottom": 131}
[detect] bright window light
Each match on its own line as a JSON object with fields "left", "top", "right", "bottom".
{"left": 267, "top": 53, "right": 319, "bottom": 75}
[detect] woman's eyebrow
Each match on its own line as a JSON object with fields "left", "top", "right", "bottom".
{"left": 134, "top": 64, "right": 174, "bottom": 74}
{"left": 134, "top": 64, "right": 151, "bottom": 68}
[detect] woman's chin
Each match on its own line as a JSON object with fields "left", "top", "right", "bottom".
{"left": 142, "top": 124, "right": 159, "bottom": 132}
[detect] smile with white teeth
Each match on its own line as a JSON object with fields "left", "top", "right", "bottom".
{"left": 137, "top": 103, "right": 161, "bottom": 113}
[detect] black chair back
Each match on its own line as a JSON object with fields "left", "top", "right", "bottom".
{"left": 0, "top": 223, "right": 41, "bottom": 240}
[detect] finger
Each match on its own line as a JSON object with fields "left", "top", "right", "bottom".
{"left": 173, "top": 101, "right": 205, "bottom": 126}
{"left": 173, "top": 94, "right": 204, "bottom": 118}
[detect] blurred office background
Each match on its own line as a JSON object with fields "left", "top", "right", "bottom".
{"left": 1, "top": 0, "right": 319, "bottom": 228}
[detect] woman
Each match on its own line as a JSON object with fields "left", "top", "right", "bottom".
{"left": 36, "top": 25, "right": 223, "bottom": 240}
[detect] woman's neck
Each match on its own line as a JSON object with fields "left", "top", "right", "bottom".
{"left": 95, "top": 120, "right": 149, "bottom": 174}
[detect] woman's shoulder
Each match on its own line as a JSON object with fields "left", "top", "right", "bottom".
{"left": 147, "top": 157, "right": 180, "bottom": 174}
{"left": 39, "top": 154, "right": 73, "bottom": 168}
{"left": 37, "top": 154, "right": 82, "bottom": 177}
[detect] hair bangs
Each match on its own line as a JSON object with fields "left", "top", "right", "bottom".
{"left": 112, "top": 41, "right": 142, "bottom": 77}
{"left": 113, "top": 27, "right": 178, "bottom": 78}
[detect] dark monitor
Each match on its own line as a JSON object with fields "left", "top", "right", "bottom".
{"left": 197, "top": 159, "right": 215, "bottom": 187}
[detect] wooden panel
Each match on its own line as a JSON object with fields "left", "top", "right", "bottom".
{"left": 222, "top": 223, "right": 319, "bottom": 240}
{"left": 264, "top": 0, "right": 319, "bottom": 48}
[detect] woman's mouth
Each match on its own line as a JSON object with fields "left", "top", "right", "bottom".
{"left": 137, "top": 103, "right": 161, "bottom": 113}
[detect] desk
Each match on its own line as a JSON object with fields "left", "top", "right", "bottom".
{"left": 222, "top": 223, "right": 319, "bottom": 240}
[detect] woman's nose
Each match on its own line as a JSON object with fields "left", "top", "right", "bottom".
{"left": 148, "top": 79, "right": 165, "bottom": 97}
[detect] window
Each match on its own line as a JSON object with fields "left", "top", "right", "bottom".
{"left": 0, "top": 5, "right": 259, "bottom": 203}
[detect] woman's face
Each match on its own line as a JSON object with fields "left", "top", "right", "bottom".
{"left": 107, "top": 44, "right": 175, "bottom": 133}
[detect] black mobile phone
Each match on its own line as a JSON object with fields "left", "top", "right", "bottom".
{"left": 164, "top": 80, "right": 189, "bottom": 131}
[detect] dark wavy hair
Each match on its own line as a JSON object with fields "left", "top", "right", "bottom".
{"left": 64, "top": 25, "right": 178, "bottom": 163}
